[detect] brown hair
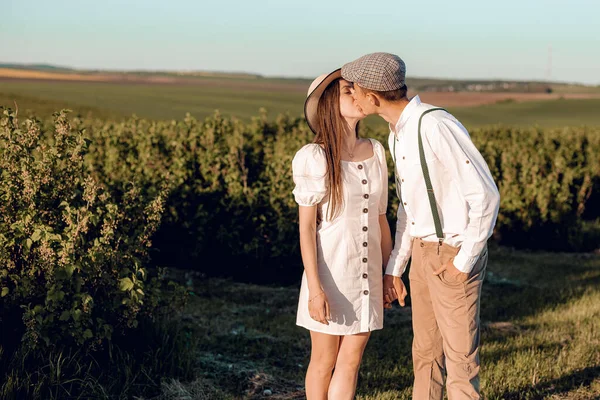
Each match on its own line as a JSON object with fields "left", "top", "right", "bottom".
{"left": 360, "top": 84, "right": 408, "bottom": 102}
{"left": 313, "top": 78, "right": 359, "bottom": 221}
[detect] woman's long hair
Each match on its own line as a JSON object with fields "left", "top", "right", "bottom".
{"left": 313, "top": 78, "right": 359, "bottom": 221}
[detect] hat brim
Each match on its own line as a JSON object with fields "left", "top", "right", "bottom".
{"left": 304, "top": 68, "right": 342, "bottom": 135}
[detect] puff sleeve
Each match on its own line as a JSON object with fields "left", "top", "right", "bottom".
{"left": 292, "top": 144, "right": 328, "bottom": 207}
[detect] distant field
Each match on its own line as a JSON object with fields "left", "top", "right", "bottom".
{"left": 450, "top": 98, "right": 600, "bottom": 128}
{"left": 0, "top": 79, "right": 305, "bottom": 121}
{"left": 1, "top": 78, "right": 600, "bottom": 128}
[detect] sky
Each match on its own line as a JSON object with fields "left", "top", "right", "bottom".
{"left": 2, "top": 0, "right": 599, "bottom": 85}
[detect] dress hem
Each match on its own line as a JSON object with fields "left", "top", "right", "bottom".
{"left": 296, "top": 323, "right": 383, "bottom": 336}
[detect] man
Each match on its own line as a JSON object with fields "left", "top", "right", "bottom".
{"left": 341, "top": 53, "right": 500, "bottom": 399}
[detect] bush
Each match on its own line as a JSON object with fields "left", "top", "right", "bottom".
{"left": 76, "top": 112, "right": 600, "bottom": 280}
{"left": 0, "top": 108, "right": 186, "bottom": 351}
{"left": 471, "top": 126, "right": 600, "bottom": 250}
{"left": 3, "top": 108, "right": 598, "bottom": 285}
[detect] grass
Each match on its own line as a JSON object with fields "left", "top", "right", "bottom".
{"left": 449, "top": 98, "right": 600, "bottom": 128}
{"left": 0, "top": 314, "right": 200, "bottom": 400}
{"left": 0, "top": 80, "right": 304, "bottom": 122}
{"left": 165, "top": 246, "right": 600, "bottom": 399}
{"left": 2, "top": 80, "right": 600, "bottom": 128}
{"left": 0, "top": 91, "right": 125, "bottom": 121}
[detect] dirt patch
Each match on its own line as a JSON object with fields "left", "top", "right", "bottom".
{"left": 0, "top": 68, "right": 120, "bottom": 82}
{"left": 0, "top": 68, "right": 308, "bottom": 93}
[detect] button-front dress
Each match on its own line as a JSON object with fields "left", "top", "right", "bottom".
{"left": 292, "top": 138, "right": 388, "bottom": 335}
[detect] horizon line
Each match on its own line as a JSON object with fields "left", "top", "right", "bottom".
{"left": 0, "top": 61, "right": 598, "bottom": 87}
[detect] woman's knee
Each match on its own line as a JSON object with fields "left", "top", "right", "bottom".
{"left": 334, "top": 353, "right": 362, "bottom": 372}
{"left": 309, "top": 349, "right": 338, "bottom": 375}
{"left": 334, "top": 334, "right": 370, "bottom": 372}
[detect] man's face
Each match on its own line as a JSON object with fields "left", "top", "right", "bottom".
{"left": 350, "top": 84, "right": 376, "bottom": 116}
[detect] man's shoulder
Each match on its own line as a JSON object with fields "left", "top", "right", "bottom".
{"left": 414, "top": 103, "right": 461, "bottom": 131}
{"left": 416, "top": 103, "right": 449, "bottom": 120}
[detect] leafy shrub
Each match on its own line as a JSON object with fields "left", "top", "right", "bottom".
{"left": 4, "top": 108, "right": 598, "bottom": 286}
{"left": 78, "top": 112, "right": 600, "bottom": 279}
{"left": 0, "top": 108, "right": 185, "bottom": 350}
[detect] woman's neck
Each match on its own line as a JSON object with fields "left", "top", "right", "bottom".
{"left": 343, "top": 117, "right": 360, "bottom": 147}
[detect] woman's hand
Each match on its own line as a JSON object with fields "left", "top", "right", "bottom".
{"left": 383, "top": 274, "right": 407, "bottom": 307}
{"left": 308, "top": 291, "right": 331, "bottom": 325}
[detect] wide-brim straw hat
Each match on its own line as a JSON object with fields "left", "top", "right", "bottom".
{"left": 303, "top": 68, "right": 341, "bottom": 134}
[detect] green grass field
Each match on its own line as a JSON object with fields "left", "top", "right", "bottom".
{"left": 450, "top": 98, "right": 600, "bottom": 128}
{"left": 2, "top": 79, "right": 600, "bottom": 128}
{"left": 1, "top": 75, "right": 599, "bottom": 399}
{"left": 0, "top": 79, "right": 305, "bottom": 121}
{"left": 166, "top": 246, "right": 600, "bottom": 399}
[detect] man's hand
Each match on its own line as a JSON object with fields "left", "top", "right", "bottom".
{"left": 383, "top": 274, "right": 407, "bottom": 308}
{"left": 433, "top": 259, "right": 469, "bottom": 283}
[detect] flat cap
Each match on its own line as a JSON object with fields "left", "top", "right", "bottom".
{"left": 341, "top": 52, "right": 406, "bottom": 91}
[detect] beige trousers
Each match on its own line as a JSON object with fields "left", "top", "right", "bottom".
{"left": 409, "top": 239, "right": 487, "bottom": 400}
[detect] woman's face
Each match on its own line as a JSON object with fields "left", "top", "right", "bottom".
{"left": 338, "top": 79, "right": 366, "bottom": 120}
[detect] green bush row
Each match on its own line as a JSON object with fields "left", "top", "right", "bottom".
{"left": 76, "top": 111, "right": 599, "bottom": 276}
{"left": 3, "top": 109, "right": 599, "bottom": 289}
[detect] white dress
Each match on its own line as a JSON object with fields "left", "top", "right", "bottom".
{"left": 292, "top": 138, "right": 388, "bottom": 335}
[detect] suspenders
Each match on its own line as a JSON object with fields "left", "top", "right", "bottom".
{"left": 391, "top": 107, "right": 447, "bottom": 252}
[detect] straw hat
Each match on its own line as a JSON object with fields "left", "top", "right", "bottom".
{"left": 303, "top": 68, "right": 341, "bottom": 134}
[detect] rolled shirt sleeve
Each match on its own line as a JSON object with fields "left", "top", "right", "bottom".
{"left": 429, "top": 119, "right": 500, "bottom": 273}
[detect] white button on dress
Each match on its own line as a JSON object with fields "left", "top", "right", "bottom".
{"left": 292, "top": 138, "right": 388, "bottom": 335}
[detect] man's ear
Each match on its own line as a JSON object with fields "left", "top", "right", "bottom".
{"left": 367, "top": 93, "right": 381, "bottom": 107}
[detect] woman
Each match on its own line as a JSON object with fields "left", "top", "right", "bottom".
{"left": 292, "top": 69, "right": 393, "bottom": 399}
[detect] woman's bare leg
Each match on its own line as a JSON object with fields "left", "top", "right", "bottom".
{"left": 328, "top": 332, "right": 371, "bottom": 400}
{"left": 306, "top": 331, "right": 340, "bottom": 400}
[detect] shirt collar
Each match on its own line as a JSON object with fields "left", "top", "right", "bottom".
{"left": 390, "top": 95, "right": 421, "bottom": 134}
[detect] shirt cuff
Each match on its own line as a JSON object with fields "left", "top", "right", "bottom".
{"left": 452, "top": 249, "right": 478, "bottom": 273}
{"left": 385, "top": 255, "right": 410, "bottom": 277}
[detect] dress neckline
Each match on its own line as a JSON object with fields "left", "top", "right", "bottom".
{"left": 341, "top": 138, "right": 376, "bottom": 163}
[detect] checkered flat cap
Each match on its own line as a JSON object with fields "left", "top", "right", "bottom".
{"left": 341, "top": 52, "right": 406, "bottom": 91}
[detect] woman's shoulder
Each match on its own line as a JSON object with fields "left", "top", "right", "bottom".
{"left": 366, "top": 138, "right": 387, "bottom": 159}
{"left": 295, "top": 142, "right": 324, "bottom": 156}
{"left": 292, "top": 143, "right": 326, "bottom": 176}
{"left": 293, "top": 143, "right": 326, "bottom": 163}
{"left": 366, "top": 138, "right": 385, "bottom": 150}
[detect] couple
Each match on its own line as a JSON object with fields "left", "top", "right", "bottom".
{"left": 291, "top": 53, "right": 500, "bottom": 399}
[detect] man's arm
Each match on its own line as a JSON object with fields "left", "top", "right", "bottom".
{"left": 429, "top": 119, "right": 500, "bottom": 273}
{"left": 385, "top": 131, "right": 414, "bottom": 277}
{"left": 385, "top": 199, "right": 413, "bottom": 276}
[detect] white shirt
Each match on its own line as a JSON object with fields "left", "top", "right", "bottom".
{"left": 386, "top": 96, "right": 500, "bottom": 276}
{"left": 292, "top": 139, "right": 387, "bottom": 335}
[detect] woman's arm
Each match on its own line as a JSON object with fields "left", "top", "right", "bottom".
{"left": 380, "top": 213, "right": 407, "bottom": 307}
{"left": 299, "top": 205, "right": 330, "bottom": 325}
{"left": 379, "top": 214, "right": 393, "bottom": 268}
{"left": 299, "top": 205, "right": 321, "bottom": 294}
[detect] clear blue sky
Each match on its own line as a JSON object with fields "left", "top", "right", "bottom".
{"left": 2, "top": 0, "right": 599, "bottom": 84}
